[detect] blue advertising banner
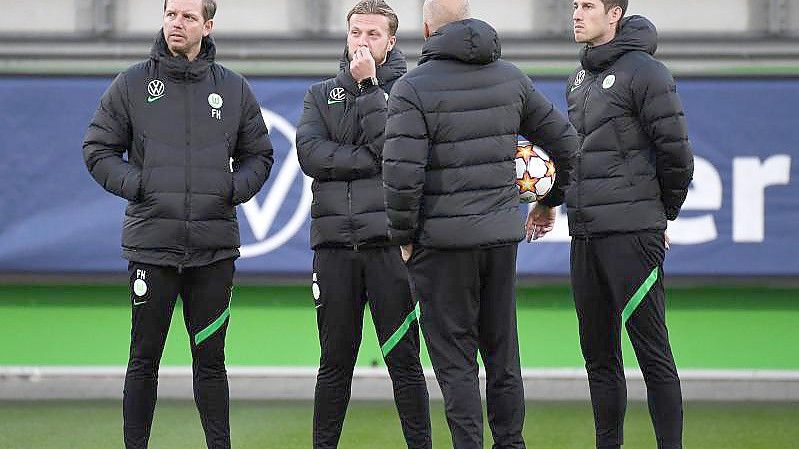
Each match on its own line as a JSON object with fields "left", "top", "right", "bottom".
{"left": 0, "top": 76, "right": 796, "bottom": 275}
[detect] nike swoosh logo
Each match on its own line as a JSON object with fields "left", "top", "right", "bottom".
{"left": 327, "top": 99, "right": 344, "bottom": 105}
{"left": 133, "top": 300, "right": 147, "bottom": 306}
{"left": 147, "top": 95, "right": 164, "bottom": 103}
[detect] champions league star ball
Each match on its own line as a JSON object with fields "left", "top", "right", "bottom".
{"left": 515, "top": 140, "right": 556, "bottom": 203}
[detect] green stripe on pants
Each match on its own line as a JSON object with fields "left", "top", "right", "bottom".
{"left": 622, "top": 267, "right": 659, "bottom": 323}
{"left": 381, "top": 302, "right": 420, "bottom": 357}
{"left": 194, "top": 307, "right": 230, "bottom": 345}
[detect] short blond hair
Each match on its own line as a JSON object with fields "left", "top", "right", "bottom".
{"left": 346, "top": 0, "right": 399, "bottom": 36}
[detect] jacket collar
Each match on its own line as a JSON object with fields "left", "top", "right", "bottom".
{"left": 418, "top": 19, "right": 501, "bottom": 66}
{"left": 150, "top": 29, "right": 215, "bottom": 83}
{"left": 579, "top": 15, "right": 657, "bottom": 73}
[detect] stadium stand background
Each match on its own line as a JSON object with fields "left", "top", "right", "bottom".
{"left": 2, "top": 0, "right": 799, "bottom": 75}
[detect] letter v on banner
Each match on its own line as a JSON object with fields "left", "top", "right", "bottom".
{"left": 239, "top": 109, "right": 313, "bottom": 258}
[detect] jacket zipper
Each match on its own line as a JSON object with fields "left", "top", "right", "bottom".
{"left": 181, "top": 79, "right": 191, "bottom": 272}
{"left": 576, "top": 77, "right": 594, "bottom": 235}
{"left": 339, "top": 93, "right": 358, "bottom": 251}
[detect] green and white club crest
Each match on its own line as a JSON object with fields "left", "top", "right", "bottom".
{"left": 208, "top": 93, "right": 223, "bottom": 109}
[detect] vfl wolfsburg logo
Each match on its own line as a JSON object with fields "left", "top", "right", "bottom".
{"left": 602, "top": 74, "right": 616, "bottom": 89}
{"left": 147, "top": 79, "right": 165, "bottom": 103}
{"left": 208, "top": 93, "right": 223, "bottom": 109}
{"left": 327, "top": 87, "right": 346, "bottom": 105}
{"left": 133, "top": 279, "right": 148, "bottom": 297}
{"left": 132, "top": 268, "right": 148, "bottom": 306}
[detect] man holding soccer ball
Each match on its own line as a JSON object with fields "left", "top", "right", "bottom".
{"left": 566, "top": 1, "right": 694, "bottom": 448}
{"left": 382, "top": 1, "right": 578, "bottom": 447}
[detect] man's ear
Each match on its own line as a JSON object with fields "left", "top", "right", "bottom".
{"left": 423, "top": 21, "right": 431, "bottom": 40}
{"left": 387, "top": 35, "right": 397, "bottom": 52}
{"left": 608, "top": 6, "right": 623, "bottom": 28}
{"left": 203, "top": 19, "right": 214, "bottom": 37}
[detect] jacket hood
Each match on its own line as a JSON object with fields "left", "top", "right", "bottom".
{"left": 579, "top": 15, "right": 657, "bottom": 73}
{"left": 419, "top": 18, "right": 501, "bottom": 66}
{"left": 150, "top": 29, "right": 215, "bottom": 83}
{"left": 337, "top": 46, "right": 407, "bottom": 93}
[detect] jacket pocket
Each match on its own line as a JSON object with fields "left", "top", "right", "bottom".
{"left": 137, "top": 134, "right": 148, "bottom": 201}
{"left": 225, "top": 133, "right": 236, "bottom": 204}
{"left": 191, "top": 137, "right": 236, "bottom": 218}
{"left": 634, "top": 231, "right": 666, "bottom": 268}
{"left": 623, "top": 152, "right": 635, "bottom": 187}
{"left": 613, "top": 118, "right": 636, "bottom": 187}
{"left": 405, "top": 245, "right": 425, "bottom": 266}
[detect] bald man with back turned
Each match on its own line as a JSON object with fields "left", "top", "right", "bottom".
{"left": 382, "top": 1, "right": 578, "bottom": 448}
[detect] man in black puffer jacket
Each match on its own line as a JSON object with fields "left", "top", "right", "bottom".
{"left": 82, "top": 1, "right": 273, "bottom": 447}
{"left": 296, "top": 2, "right": 431, "bottom": 448}
{"left": 567, "top": 2, "right": 694, "bottom": 449}
{"left": 383, "top": 1, "right": 578, "bottom": 447}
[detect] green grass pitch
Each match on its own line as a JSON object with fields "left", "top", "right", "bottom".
{"left": 1, "top": 284, "right": 797, "bottom": 448}
{"left": 1, "top": 400, "right": 797, "bottom": 448}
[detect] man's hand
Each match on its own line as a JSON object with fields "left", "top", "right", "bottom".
{"left": 401, "top": 244, "right": 413, "bottom": 263}
{"left": 525, "top": 203, "right": 557, "bottom": 242}
{"left": 350, "top": 46, "right": 377, "bottom": 83}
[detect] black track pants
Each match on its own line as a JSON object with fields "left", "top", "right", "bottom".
{"left": 124, "top": 258, "right": 234, "bottom": 449}
{"left": 312, "top": 246, "right": 431, "bottom": 449}
{"left": 571, "top": 232, "right": 683, "bottom": 449}
{"left": 408, "top": 244, "right": 525, "bottom": 449}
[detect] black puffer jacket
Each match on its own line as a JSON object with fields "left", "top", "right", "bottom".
{"left": 383, "top": 19, "right": 578, "bottom": 248}
{"left": 565, "top": 16, "right": 694, "bottom": 236}
{"left": 296, "top": 48, "right": 407, "bottom": 249}
{"left": 83, "top": 32, "right": 273, "bottom": 267}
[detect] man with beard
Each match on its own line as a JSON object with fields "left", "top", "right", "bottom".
{"left": 566, "top": 1, "right": 694, "bottom": 448}
{"left": 296, "top": 1, "right": 431, "bottom": 448}
{"left": 82, "top": 0, "right": 273, "bottom": 447}
{"left": 382, "top": 0, "right": 578, "bottom": 447}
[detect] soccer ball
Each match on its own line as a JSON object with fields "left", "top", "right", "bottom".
{"left": 515, "top": 140, "right": 556, "bottom": 203}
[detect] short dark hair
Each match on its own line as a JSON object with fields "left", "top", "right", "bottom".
{"left": 163, "top": 0, "right": 217, "bottom": 22}
{"left": 346, "top": 0, "right": 399, "bottom": 36}
{"left": 600, "top": 0, "right": 627, "bottom": 16}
